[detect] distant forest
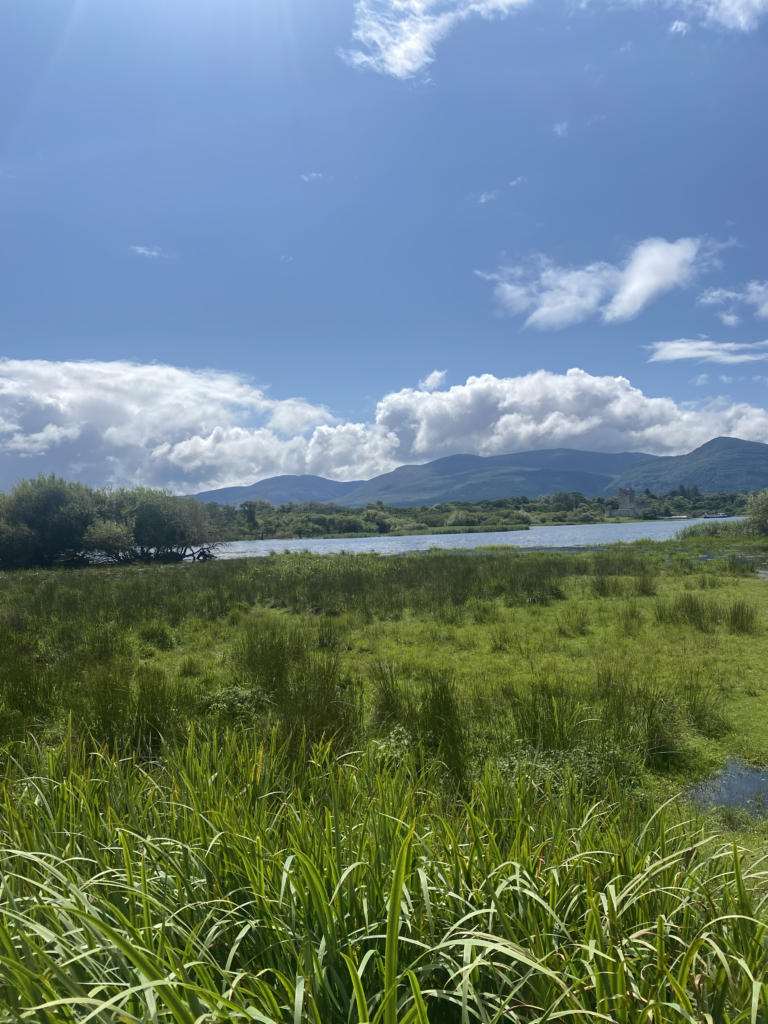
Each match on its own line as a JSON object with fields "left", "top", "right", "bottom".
{"left": 0, "top": 474, "right": 750, "bottom": 567}
{"left": 229, "top": 486, "right": 747, "bottom": 539}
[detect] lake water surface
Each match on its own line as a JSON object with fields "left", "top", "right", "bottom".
{"left": 217, "top": 517, "right": 743, "bottom": 559}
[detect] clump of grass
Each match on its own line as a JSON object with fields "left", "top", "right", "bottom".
{"left": 138, "top": 618, "right": 175, "bottom": 653}
{"left": 656, "top": 591, "right": 718, "bottom": 632}
{"left": 556, "top": 603, "right": 589, "bottom": 636}
{"left": 679, "top": 669, "right": 730, "bottom": 738}
{"left": 416, "top": 668, "right": 467, "bottom": 778}
{"left": 178, "top": 653, "right": 204, "bottom": 677}
{"left": 634, "top": 566, "right": 658, "bottom": 596}
{"left": 488, "top": 622, "right": 511, "bottom": 651}
{"left": 617, "top": 600, "right": 643, "bottom": 636}
{"left": 725, "top": 598, "right": 758, "bottom": 634}
{"left": 590, "top": 574, "right": 624, "bottom": 598}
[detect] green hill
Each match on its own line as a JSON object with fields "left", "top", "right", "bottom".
{"left": 609, "top": 437, "right": 768, "bottom": 494}
{"left": 195, "top": 475, "right": 363, "bottom": 507}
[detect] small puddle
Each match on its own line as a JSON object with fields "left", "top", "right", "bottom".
{"left": 690, "top": 759, "right": 768, "bottom": 816}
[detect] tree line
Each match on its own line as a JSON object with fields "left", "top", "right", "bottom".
{"left": 0, "top": 475, "right": 232, "bottom": 568}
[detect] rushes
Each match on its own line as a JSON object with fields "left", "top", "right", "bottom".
{"left": 656, "top": 592, "right": 759, "bottom": 633}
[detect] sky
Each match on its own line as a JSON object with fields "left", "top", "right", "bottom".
{"left": 0, "top": 0, "right": 767, "bottom": 491}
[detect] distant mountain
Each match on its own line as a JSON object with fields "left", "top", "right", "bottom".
{"left": 195, "top": 475, "right": 364, "bottom": 507}
{"left": 194, "top": 448, "right": 655, "bottom": 507}
{"left": 609, "top": 437, "right": 768, "bottom": 495}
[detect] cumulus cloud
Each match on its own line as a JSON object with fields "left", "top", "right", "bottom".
{"left": 699, "top": 280, "right": 768, "bottom": 319}
{"left": 647, "top": 339, "right": 768, "bottom": 363}
{"left": 718, "top": 312, "right": 741, "bottom": 327}
{"left": 479, "top": 236, "right": 706, "bottom": 330}
{"left": 419, "top": 369, "right": 447, "bottom": 390}
{"left": 4, "top": 360, "right": 768, "bottom": 492}
{"left": 340, "top": 0, "right": 766, "bottom": 80}
{"left": 340, "top": 0, "right": 532, "bottom": 79}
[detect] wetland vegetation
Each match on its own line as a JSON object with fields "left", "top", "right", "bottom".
{"left": 2, "top": 532, "right": 768, "bottom": 1019}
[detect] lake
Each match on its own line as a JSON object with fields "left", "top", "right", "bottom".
{"left": 216, "top": 517, "right": 743, "bottom": 558}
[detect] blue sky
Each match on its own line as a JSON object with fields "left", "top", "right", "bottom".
{"left": 1, "top": 0, "right": 767, "bottom": 490}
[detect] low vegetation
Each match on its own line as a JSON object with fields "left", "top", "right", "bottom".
{"left": 2, "top": 533, "right": 768, "bottom": 1018}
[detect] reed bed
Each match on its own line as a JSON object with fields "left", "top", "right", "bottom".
{"left": 1, "top": 731, "right": 768, "bottom": 1023}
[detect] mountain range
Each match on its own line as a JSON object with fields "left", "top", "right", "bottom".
{"left": 194, "top": 437, "right": 768, "bottom": 508}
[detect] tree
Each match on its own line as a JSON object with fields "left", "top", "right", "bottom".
{"left": 0, "top": 474, "right": 96, "bottom": 567}
{"left": 747, "top": 488, "right": 768, "bottom": 535}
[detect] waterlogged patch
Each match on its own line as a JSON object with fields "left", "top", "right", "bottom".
{"left": 691, "top": 759, "right": 768, "bottom": 817}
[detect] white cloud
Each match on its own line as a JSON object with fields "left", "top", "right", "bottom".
{"left": 699, "top": 280, "right": 768, "bottom": 319}
{"left": 602, "top": 237, "right": 700, "bottom": 322}
{"left": 340, "top": 0, "right": 767, "bottom": 81}
{"left": 696, "top": 0, "right": 768, "bottom": 30}
{"left": 130, "top": 245, "right": 163, "bottom": 258}
{"left": 479, "top": 236, "right": 706, "bottom": 330}
{"left": 745, "top": 281, "right": 768, "bottom": 318}
{"left": 647, "top": 339, "right": 768, "bottom": 363}
{"left": 3, "top": 361, "right": 768, "bottom": 492}
{"left": 553, "top": 121, "right": 568, "bottom": 137}
{"left": 478, "top": 190, "right": 498, "bottom": 203}
{"left": 692, "top": 374, "right": 709, "bottom": 386}
{"left": 340, "top": 0, "right": 532, "bottom": 79}
{"left": 718, "top": 312, "right": 741, "bottom": 327}
{"left": 508, "top": 176, "right": 524, "bottom": 186}
{"left": 419, "top": 369, "right": 447, "bottom": 390}
{"left": 300, "top": 172, "right": 323, "bottom": 182}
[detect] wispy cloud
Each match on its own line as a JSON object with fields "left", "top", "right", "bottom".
{"left": 718, "top": 312, "right": 741, "bottom": 327}
{"left": 478, "top": 190, "right": 498, "bottom": 203}
{"left": 130, "top": 245, "right": 164, "bottom": 258}
{"left": 647, "top": 339, "right": 768, "bottom": 363}
{"left": 508, "top": 176, "right": 525, "bottom": 186}
{"left": 692, "top": 374, "right": 709, "bottom": 386}
{"left": 340, "top": 0, "right": 767, "bottom": 80}
{"left": 553, "top": 121, "right": 568, "bottom": 138}
{"left": 699, "top": 280, "right": 768, "bottom": 319}
{"left": 478, "top": 236, "right": 710, "bottom": 330}
{"left": 300, "top": 172, "right": 323, "bottom": 183}
{"left": 339, "top": 0, "right": 533, "bottom": 79}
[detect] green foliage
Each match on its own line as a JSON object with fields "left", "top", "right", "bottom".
{"left": 0, "top": 474, "right": 230, "bottom": 568}
{"left": 748, "top": 486, "right": 768, "bottom": 535}
{"left": 1, "top": 733, "right": 768, "bottom": 1021}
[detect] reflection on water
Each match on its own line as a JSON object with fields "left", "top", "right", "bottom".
{"left": 216, "top": 517, "right": 743, "bottom": 559}
{"left": 690, "top": 760, "right": 768, "bottom": 817}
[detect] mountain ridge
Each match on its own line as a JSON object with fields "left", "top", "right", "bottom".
{"left": 194, "top": 438, "right": 768, "bottom": 508}
{"left": 194, "top": 447, "right": 655, "bottom": 507}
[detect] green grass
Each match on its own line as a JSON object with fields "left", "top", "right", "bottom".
{"left": 2, "top": 541, "right": 768, "bottom": 1019}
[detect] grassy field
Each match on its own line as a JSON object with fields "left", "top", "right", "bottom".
{"left": 2, "top": 539, "right": 768, "bottom": 1021}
